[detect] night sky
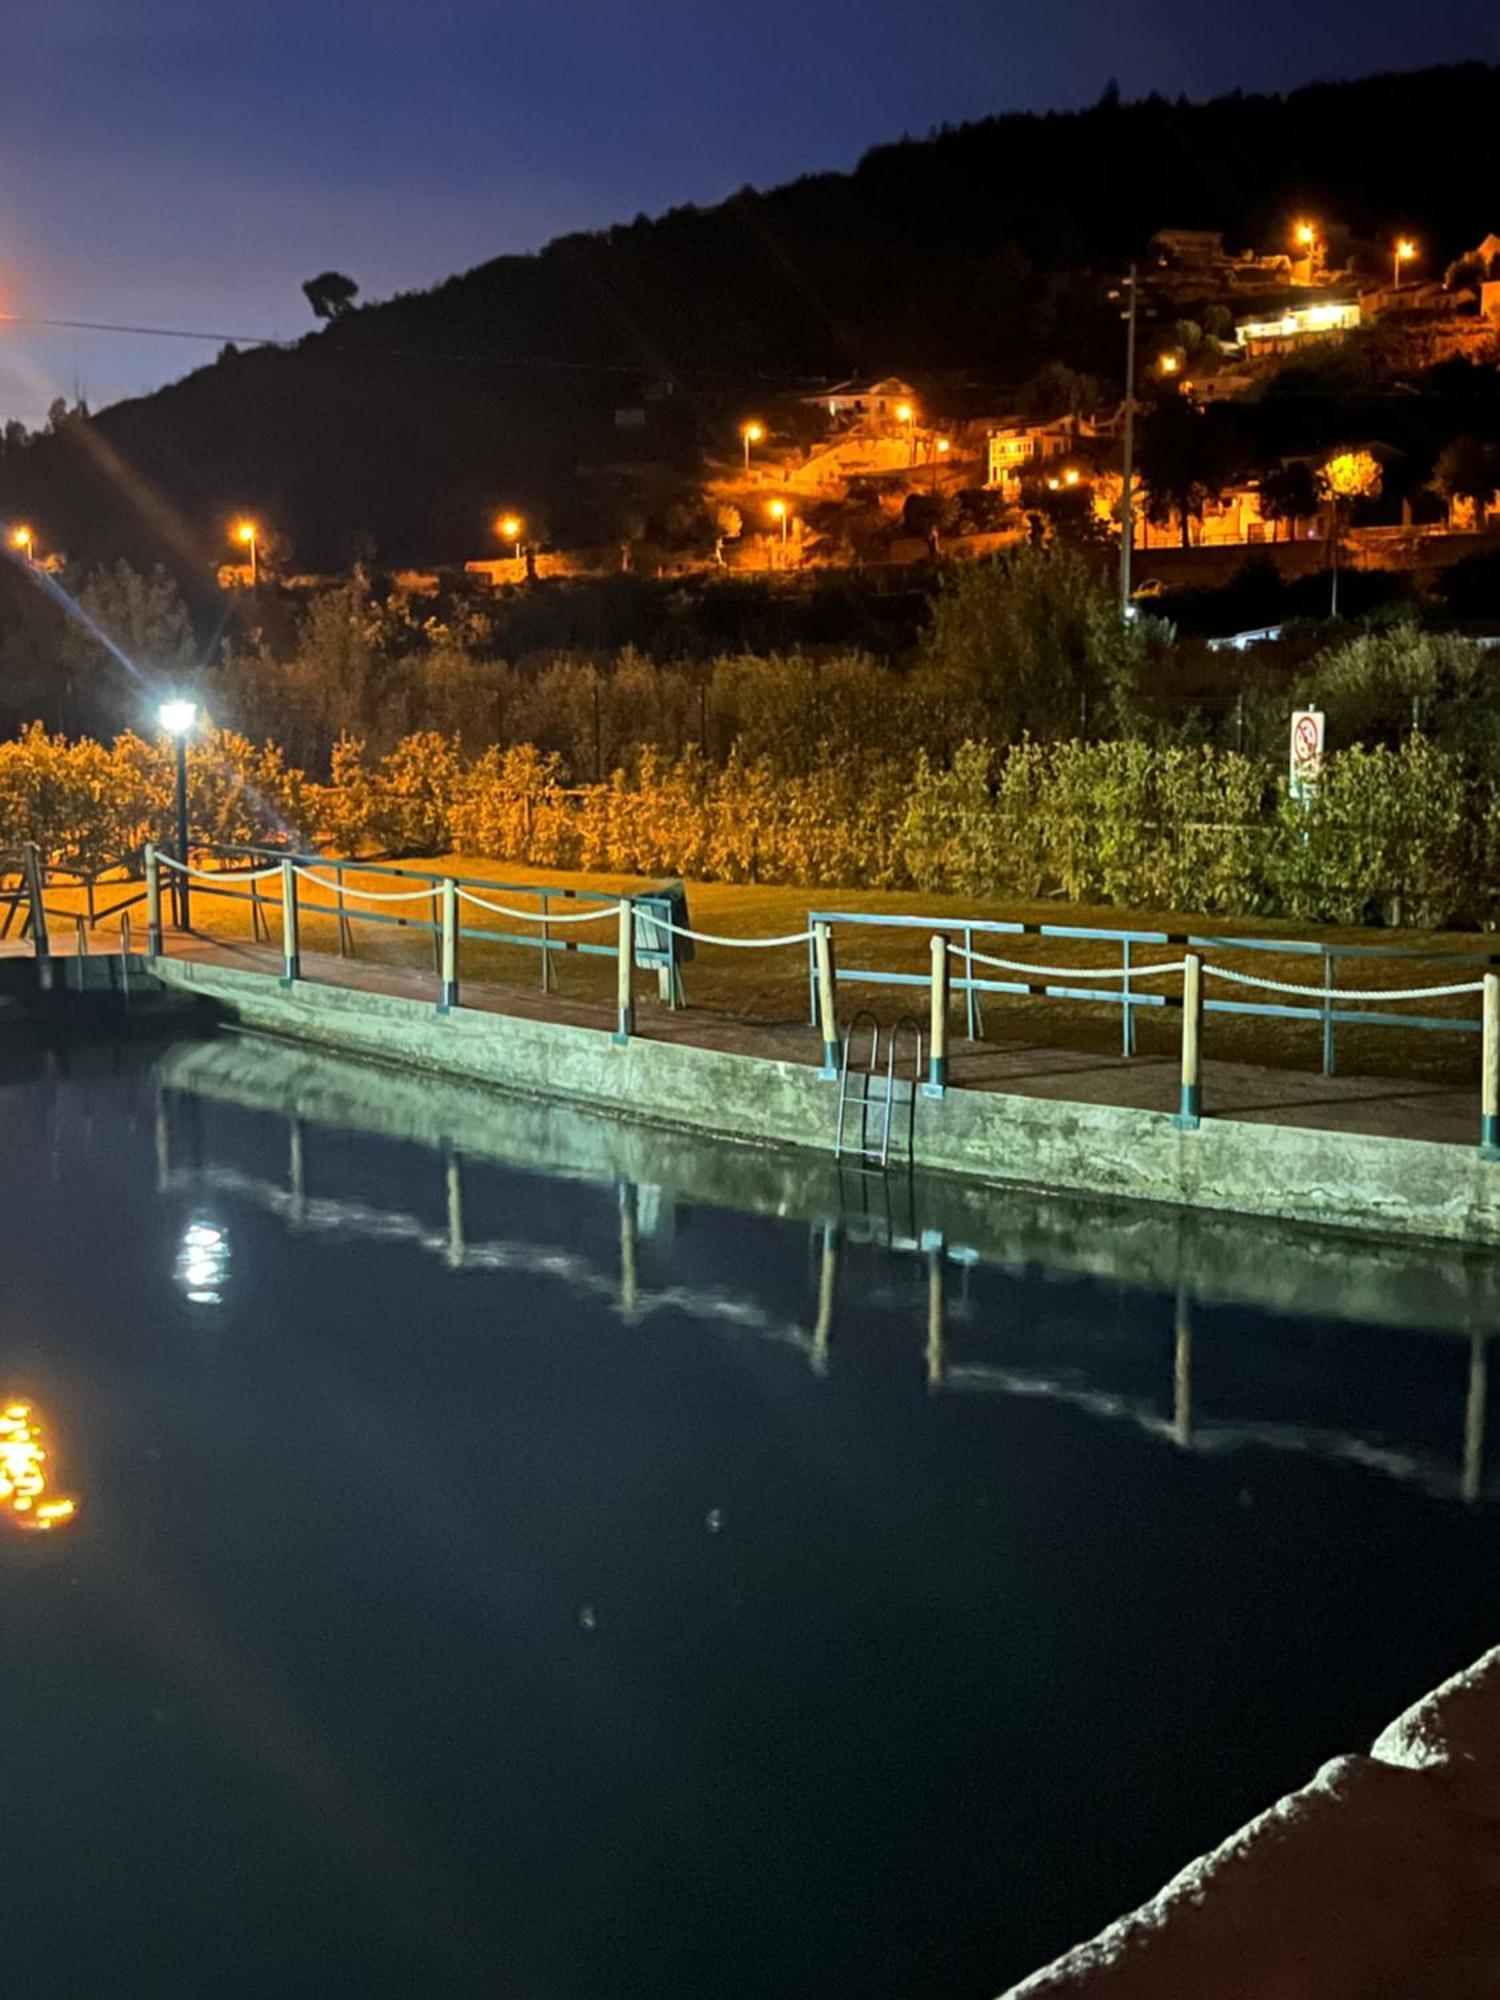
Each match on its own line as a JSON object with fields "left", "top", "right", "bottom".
{"left": 1, "top": 0, "right": 1496, "bottom": 427}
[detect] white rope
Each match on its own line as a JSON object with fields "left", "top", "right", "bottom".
{"left": 655, "top": 918, "right": 814, "bottom": 949}
{"left": 292, "top": 866, "right": 439, "bottom": 904}
{"left": 959, "top": 945, "right": 1188, "bottom": 982}
{"left": 458, "top": 888, "right": 620, "bottom": 925}
{"left": 156, "top": 856, "right": 284, "bottom": 883}
{"left": 1205, "top": 964, "right": 1484, "bottom": 1003}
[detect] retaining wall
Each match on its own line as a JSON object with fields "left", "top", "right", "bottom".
{"left": 149, "top": 958, "right": 1500, "bottom": 1246}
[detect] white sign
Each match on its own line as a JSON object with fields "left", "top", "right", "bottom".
{"left": 1289, "top": 709, "right": 1325, "bottom": 800}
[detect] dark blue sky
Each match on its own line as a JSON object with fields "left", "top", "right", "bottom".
{"left": 1, "top": 0, "right": 1496, "bottom": 426}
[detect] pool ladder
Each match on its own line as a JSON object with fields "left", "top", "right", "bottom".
{"left": 834, "top": 1011, "right": 924, "bottom": 1168}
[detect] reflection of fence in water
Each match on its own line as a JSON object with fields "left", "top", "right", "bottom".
{"left": 154, "top": 1090, "right": 1492, "bottom": 1507}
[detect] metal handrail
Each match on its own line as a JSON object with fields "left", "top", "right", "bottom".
{"left": 177, "top": 841, "right": 623, "bottom": 991}
{"left": 809, "top": 907, "right": 1496, "bottom": 1074}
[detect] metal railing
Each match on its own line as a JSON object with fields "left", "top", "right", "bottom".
{"left": 128, "top": 848, "right": 1500, "bottom": 1153}
{"left": 184, "top": 841, "right": 624, "bottom": 995}
{"left": 807, "top": 908, "right": 1500, "bottom": 1075}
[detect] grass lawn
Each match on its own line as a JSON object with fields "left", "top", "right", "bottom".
{"left": 71, "top": 851, "right": 1494, "bottom": 1090}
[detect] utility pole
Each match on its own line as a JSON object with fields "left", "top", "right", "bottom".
{"left": 1118, "top": 262, "right": 1139, "bottom": 621}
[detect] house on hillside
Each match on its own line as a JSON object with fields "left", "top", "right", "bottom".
{"left": 986, "top": 414, "right": 1093, "bottom": 492}
{"left": 801, "top": 377, "right": 918, "bottom": 427}
{"left": 1234, "top": 297, "right": 1360, "bottom": 356}
{"left": 1150, "top": 229, "right": 1224, "bottom": 270}
{"left": 1454, "top": 234, "right": 1500, "bottom": 321}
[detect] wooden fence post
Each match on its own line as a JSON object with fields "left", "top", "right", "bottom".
{"left": 438, "top": 878, "right": 459, "bottom": 1013}
{"left": 815, "top": 920, "right": 839, "bottom": 1078}
{"left": 1482, "top": 972, "right": 1499, "bottom": 1156}
{"left": 144, "top": 843, "right": 163, "bottom": 957}
{"left": 280, "top": 858, "right": 300, "bottom": 986}
{"left": 614, "top": 900, "right": 634, "bottom": 1044}
{"left": 1177, "top": 952, "right": 1202, "bottom": 1129}
{"left": 925, "top": 933, "right": 949, "bottom": 1097}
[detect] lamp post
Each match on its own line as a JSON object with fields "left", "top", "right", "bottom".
{"left": 1393, "top": 237, "right": 1417, "bottom": 290}
{"left": 895, "top": 401, "right": 916, "bottom": 466}
{"left": 9, "top": 524, "right": 35, "bottom": 564}
{"left": 233, "top": 519, "right": 258, "bottom": 586}
{"left": 496, "top": 513, "right": 523, "bottom": 562}
{"left": 768, "top": 499, "right": 791, "bottom": 564}
{"left": 1118, "top": 262, "right": 1139, "bottom": 621}
{"left": 928, "top": 434, "right": 950, "bottom": 495}
{"left": 740, "top": 420, "right": 764, "bottom": 474}
{"left": 159, "top": 701, "right": 197, "bottom": 930}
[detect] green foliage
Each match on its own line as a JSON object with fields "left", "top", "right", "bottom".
{"left": 1268, "top": 739, "right": 1472, "bottom": 928}
{"left": 0, "top": 722, "right": 306, "bottom": 873}
{"left": 1295, "top": 629, "right": 1499, "bottom": 775}
{"left": 919, "top": 547, "right": 1147, "bottom": 744}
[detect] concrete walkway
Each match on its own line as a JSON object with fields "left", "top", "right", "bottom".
{"left": 156, "top": 930, "right": 1485, "bottom": 1152}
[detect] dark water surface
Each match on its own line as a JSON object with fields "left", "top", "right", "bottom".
{"left": 3, "top": 1037, "right": 1498, "bottom": 1999}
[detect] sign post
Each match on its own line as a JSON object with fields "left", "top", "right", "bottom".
{"left": 1289, "top": 709, "right": 1325, "bottom": 801}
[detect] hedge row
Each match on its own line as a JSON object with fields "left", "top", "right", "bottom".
{"left": 0, "top": 723, "right": 1492, "bottom": 929}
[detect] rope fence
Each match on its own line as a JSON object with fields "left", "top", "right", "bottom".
{"left": 457, "top": 888, "right": 618, "bottom": 925}
{"left": 129, "top": 844, "right": 1500, "bottom": 1152}
{"left": 960, "top": 946, "right": 1189, "bottom": 982}
{"left": 1204, "top": 965, "right": 1485, "bottom": 1003}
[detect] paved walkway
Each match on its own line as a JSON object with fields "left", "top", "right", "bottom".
{"left": 153, "top": 931, "right": 1485, "bottom": 1151}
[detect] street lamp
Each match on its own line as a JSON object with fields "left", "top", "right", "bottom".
{"left": 1158, "top": 352, "right": 1179, "bottom": 376}
{"left": 9, "top": 524, "right": 35, "bottom": 564}
{"left": 929, "top": 434, "right": 950, "bottom": 494}
{"left": 1393, "top": 237, "right": 1417, "bottom": 289}
{"left": 232, "top": 518, "right": 258, "bottom": 586}
{"left": 496, "top": 513, "right": 523, "bottom": 560}
{"left": 158, "top": 700, "right": 197, "bottom": 930}
{"left": 233, "top": 518, "right": 258, "bottom": 584}
{"left": 895, "top": 401, "right": 916, "bottom": 465}
{"left": 768, "top": 497, "right": 791, "bottom": 558}
{"left": 740, "top": 420, "right": 764, "bottom": 474}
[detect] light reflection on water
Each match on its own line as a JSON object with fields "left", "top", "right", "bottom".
{"left": 0, "top": 1401, "right": 79, "bottom": 1532}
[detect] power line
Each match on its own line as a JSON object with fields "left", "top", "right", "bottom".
{"left": 0, "top": 310, "right": 846, "bottom": 385}
{"left": 0, "top": 311, "right": 283, "bottom": 347}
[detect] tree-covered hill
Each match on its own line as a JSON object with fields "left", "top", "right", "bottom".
{"left": 2, "top": 62, "right": 1496, "bottom": 576}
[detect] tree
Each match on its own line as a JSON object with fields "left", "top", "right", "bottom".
{"left": 1318, "top": 449, "right": 1383, "bottom": 618}
{"left": 1433, "top": 436, "right": 1500, "bottom": 531}
{"left": 302, "top": 271, "right": 360, "bottom": 321}
{"left": 1138, "top": 400, "right": 1238, "bottom": 548}
{"left": 1258, "top": 460, "right": 1321, "bottom": 542}
{"left": 1016, "top": 471, "right": 1111, "bottom": 553}
{"left": 918, "top": 544, "right": 1150, "bottom": 744}
{"left": 712, "top": 503, "right": 741, "bottom": 566}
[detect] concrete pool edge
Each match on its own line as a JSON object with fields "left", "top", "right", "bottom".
{"left": 1000, "top": 1642, "right": 1500, "bottom": 1998}
{"left": 149, "top": 957, "right": 1500, "bottom": 1247}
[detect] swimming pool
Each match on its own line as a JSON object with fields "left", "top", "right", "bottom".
{"left": 3, "top": 1034, "right": 1496, "bottom": 1998}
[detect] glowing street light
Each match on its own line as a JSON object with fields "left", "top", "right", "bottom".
{"left": 740, "top": 419, "right": 764, "bottom": 473}
{"left": 1393, "top": 236, "right": 1418, "bottom": 289}
{"left": 1063, "top": 467, "right": 1081, "bottom": 487}
{"left": 768, "top": 497, "right": 791, "bottom": 546}
{"left": 496, "top": 512, "right": 524, "bottom": 559}
{"left": 895, "top": 400, "right": 916, "bottom": 464}
{"left": 232, "top": 517, "right": 259, "bottom": 586}
{"left": 158, "top": 700, "right": 198, "bottom": 930}
{"left": 9, "top": 523, "right": 35, "bottom": 563}
{"left": 1295, "top": 220, "right": 1317, "bottom": 250}
{"left": 928, "top": 433, "right": 951, "bottom": 493}
{"left": 1158, "top": 352, "right": 1180, "bottom": 376}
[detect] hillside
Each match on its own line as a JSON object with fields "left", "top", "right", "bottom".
{"left": 2, "top": 61, "right": 1497, "bottom": 578}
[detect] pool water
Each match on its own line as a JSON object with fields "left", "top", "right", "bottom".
{"left": 3, "top": 1037, "right": 1498, "bottom": 1999}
